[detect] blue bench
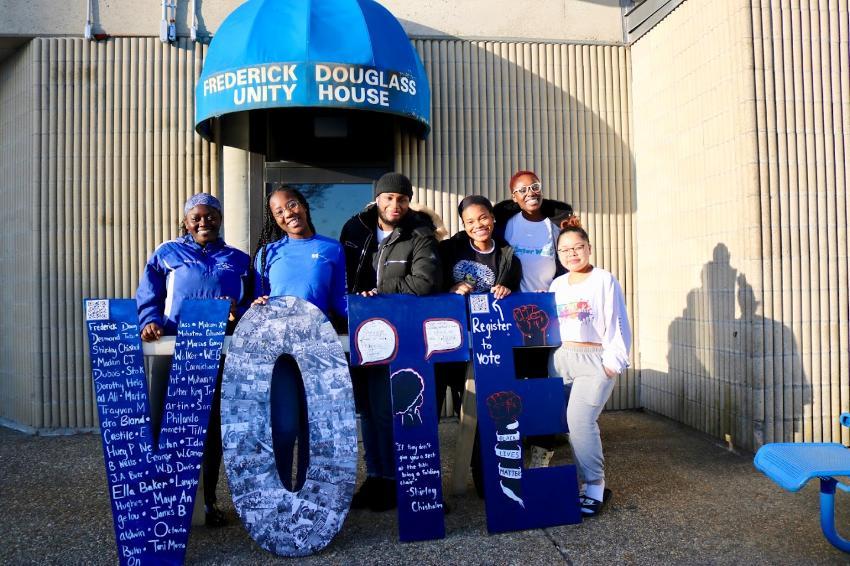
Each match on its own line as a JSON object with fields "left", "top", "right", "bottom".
{"left": 754, "top": 413, "right": 850, "bottom": 553}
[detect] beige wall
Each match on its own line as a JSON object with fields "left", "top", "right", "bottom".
{"left": 0, "top": 38, "right": 220, "bottom": 430}
{"left": 5, "top": 0, "right": 846, "bottom": 444}
{"left": 0, "top": 43, "right": 38, "bottom": 429}
{"left": 632, "top": 0, "right": 850, "bottom": 450}
{"left": 401, "top": 39, "right": 637, "bottom": 409}
{"left": 0, "top": 0, "right": 626, "bottom": 44}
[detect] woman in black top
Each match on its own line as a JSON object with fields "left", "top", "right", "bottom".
{"left": 439, "top": 195, "right": 521, "bottom": 302}
{"left": 437, "top": 194, "right": 522, "bottom": 415}
{"left": 437, "top": 195, "right": 522, "bottom": 496}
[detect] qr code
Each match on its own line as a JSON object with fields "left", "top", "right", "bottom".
{"left": 469, "top": 294, "right": 490, "bottom": 314}
{"left": 86, "top": 299, "right": 109, "bottom": 321}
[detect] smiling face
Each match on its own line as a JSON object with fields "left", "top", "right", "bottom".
{"left": 376, "top": 192, "right": 410, "bottom": 230}
{"left": 184, "top": 204, "right": 222, "bottom": 246}
{"left": 510, "top": 173, "right": 543, "bottom": 219}
{"left": 557, "top": 230, "right": 592, "bottom": 272}
{"left": 461, "top": 203, "right": 496, "bottom": 250}
{"left": 269, "top": 190, "right": 313, "bottom": 239}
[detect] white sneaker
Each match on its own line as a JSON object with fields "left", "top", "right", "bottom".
{"left": 529, "top": 446, "right": 554, "bottom": 468}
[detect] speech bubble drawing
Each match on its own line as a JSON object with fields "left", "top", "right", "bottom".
{"left": 355, "top": 318, "right": 399, "bottom": 365}
{"left": 423, "top": 318, "right": 463, "bottom": 360}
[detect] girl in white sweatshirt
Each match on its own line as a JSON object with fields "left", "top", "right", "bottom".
{"left": 548, "top": 217, "right": 631, "bottom": 517}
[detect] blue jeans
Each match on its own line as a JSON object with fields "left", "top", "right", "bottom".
{"left": 351, "top": 365, "right": 395, "bottom": 479}
{"left": 270, "top": 355, "right": 309, "bottom": 491}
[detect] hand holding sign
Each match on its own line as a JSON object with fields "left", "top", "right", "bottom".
{"left": 423, "top": 319, "right": 462, "bottom": 359}
{"left": 355, "top": 318, "right": 398, "bottom": 365}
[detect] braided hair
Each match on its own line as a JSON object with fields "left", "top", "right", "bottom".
{"left": 251, "top": 185, "right": 317, "bottom": 296}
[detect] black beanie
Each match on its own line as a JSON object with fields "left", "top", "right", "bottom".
{"left": 374, "top": 172, "right": 413, "bottom": 199}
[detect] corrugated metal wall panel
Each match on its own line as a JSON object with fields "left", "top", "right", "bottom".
{"left": 401, "top": 39, "right": 638, "bottom": 410}
{"left": 0, "top": 42, "right": 38, "bottom": 429}
{"left": 28, "top": 37, "right": 218, "bottom": 430}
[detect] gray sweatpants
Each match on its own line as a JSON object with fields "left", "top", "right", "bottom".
{"left": 548, "top": 344, "right": 616, "bottom": 484}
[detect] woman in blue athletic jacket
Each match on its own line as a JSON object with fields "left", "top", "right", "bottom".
{"left": 135, "top": 192, "right": 251, "bottom": 527}
{"left": 251, "top": 185, "right": 348, "bottom": 491}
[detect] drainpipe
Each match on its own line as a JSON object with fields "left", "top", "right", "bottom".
{"left": 84, "top": 0, "right": 92, "bottom": 40}
{"left": 160, "top": 0, "right": 177, "bottom": 43}
{"left": 189, "top": 0, "right": 198, "bottom": 41}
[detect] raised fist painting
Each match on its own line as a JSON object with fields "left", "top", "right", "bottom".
{"left": 513, "top": 305, "right": 550, "bottom": 346}
{"left": 486, "top": 390, "right": 524, "bottom": 507}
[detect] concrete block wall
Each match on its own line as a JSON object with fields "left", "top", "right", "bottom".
{"left": 633, "top": 0, "right": 850, "bottom": 450}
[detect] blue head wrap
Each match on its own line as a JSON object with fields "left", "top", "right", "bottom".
{"left": 183, "top": 193, "right": 222, "bottom": 215}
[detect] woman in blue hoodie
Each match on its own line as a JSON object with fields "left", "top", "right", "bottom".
{"left": 251, "top": 185, "right": 348, "bottom": 492}
{"left": 136, "top": 193, "right": 251, "bottom": 526}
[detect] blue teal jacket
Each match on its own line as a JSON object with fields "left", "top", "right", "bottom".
{"left": 136, "top": 235, "right": 251, "bottom": 334}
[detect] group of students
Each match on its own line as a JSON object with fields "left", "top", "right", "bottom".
{"left": 134, "top": 169, "right": 631, "bottom": 525}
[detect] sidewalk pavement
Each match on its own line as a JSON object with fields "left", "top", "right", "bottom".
{"left": 2, "top": 410, "right": 848, "bottom": 565}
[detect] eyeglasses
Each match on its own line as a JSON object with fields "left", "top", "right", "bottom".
{"left": 273, "top": 199, "right": 302, "bottom": 217}
{"left": 557, "top": 244, "right": 588, "bottom": 256}
{"left": 512, "top": 182, "right": 542, "bottom": 196}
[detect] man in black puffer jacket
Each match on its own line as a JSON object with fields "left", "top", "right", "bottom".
{"left": 339, "top": 172, "right": 442, "bottom": 512}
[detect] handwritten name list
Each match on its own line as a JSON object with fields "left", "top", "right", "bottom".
{"left": 85, "top": 298, "right": 229, "bottom": 566}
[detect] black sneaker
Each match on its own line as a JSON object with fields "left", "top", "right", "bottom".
{"left": 579, "top": 488, "right": 612, "bottom": 518}
{"left": 369, "top": 478, "right": 397, "bottom": 512}
{"left": 205, "top": 503, "right": 228, "bottom": 527}
{"left": 351, "top": 476, "right": 379, "bottom": 509}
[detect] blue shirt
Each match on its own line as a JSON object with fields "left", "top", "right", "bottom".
{"left": 254, "top": 234, "right": 348, "bottom": 319}
{"left": 136, "top": 235, "right": 251, "bottom": 334}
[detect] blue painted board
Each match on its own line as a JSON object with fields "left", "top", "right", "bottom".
{"left": 467, "top": 292, "right": 582, "bottom": 532}
{"left": 84, "top": 298, "right": 229, "bottom": 566}
{"left": 348, "top": 293, "right": 469, "bottom": 542}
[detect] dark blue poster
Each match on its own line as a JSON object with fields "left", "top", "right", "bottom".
{"left": 467, "top": 292, "right": 582, "bottom": 532}
{"left": 84, "top": 298, "right": 229, "bottom": 566}
{"left": 348, "top": 294, "right": 469, "bottom": 542}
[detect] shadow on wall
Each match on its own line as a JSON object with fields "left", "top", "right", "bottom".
{"left": 644, "top": 243, "right": 810, "bottom": 451}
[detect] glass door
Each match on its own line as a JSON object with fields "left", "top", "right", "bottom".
{"left": 286, "top": 183, "right": 373, "bottom": 240}
{"left": 265, "top": 163, "right": 389, "bottom": 241}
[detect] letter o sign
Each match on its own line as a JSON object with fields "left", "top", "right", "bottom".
{"left": 221, "top": 297, "right": 357, "bottom": 556}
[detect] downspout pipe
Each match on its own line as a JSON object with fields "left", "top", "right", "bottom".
{"left": 84, "top": 0, "right": 92, "bottom": 40}
{"left": 160, "top": 0, "right": 176, "bottom": 43}
{"left": 190, "top": 0, "right": 198, "bottom": 41}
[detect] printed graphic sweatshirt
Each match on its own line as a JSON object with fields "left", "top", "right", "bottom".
{"left": 549, "top": 267, "right": 632, "bottom": 373}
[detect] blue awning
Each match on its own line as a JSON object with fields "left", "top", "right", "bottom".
{"left": 195, "top": 0, "right": 431, "bottom": 148}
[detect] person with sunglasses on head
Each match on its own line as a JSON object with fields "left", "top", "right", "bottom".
{"left": 548, "top": 216, "right": 631, "bottom": 518}
{"left": 251, "top": 184, "right": 348, "bottom": 493}
{"left": 494, "top": 170, "right": 574, "bottom": 293}
{"left": 136, "top": 192, "right": 252, "bottom": 527}
{"left": 494, "top": 170, "right": 575, "bottom": 467}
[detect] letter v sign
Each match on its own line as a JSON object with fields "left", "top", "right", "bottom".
{"left": 84, "top": 298, "right": 229, "bottom": 566}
